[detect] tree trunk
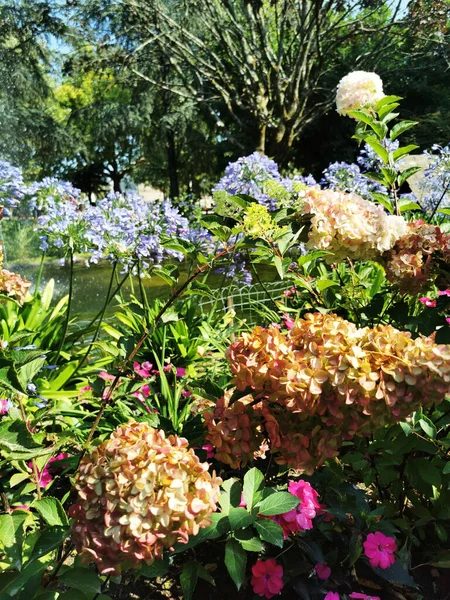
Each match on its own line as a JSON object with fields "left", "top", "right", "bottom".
{"left": 257, "top": 123, "right": 267, "bottom": 154}
{"left": 167, "top": 130, "right": 179, "bottom": 199}
{"left": 111, "top": 173, "right": 122, "bottom": 193}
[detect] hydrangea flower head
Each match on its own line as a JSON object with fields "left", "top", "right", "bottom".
{"left": 251, "top": 558, "right": 284, "bottom": 599}
{"left": 363, "top": 531, "right": 397, "bottom": 569}
{"left": 70, "top": 420, "right": 221, "bottom": 575}
{"left": 336, "top": 71, "right": 384, "bottom": 116}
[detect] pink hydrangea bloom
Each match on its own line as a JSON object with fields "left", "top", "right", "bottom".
{"left": 181, "top": 389, "right": 192, "bottom": 397}
{"left": 315, "top": 562, "right": 331, "bottom": 580}
{"left": 272, "top": 480, "right": 321, "bottom": 537}
{"left": 176, "top": 367, "right": 186, "bottom": 377}
{"left": 9, "top": 505, "right": 30, "bottom": 512}
{"left": 363, "top": 532, "right": 397, "bottom": 569}
{"left": 0, "top": 398, "right": 12, "bottom": 415}
{"left": 349, "top": 593, "right": 381, "bottom": 600}
{"left": 133, "top": 361, "right": 153, "bottom": 377}
{"left": 251, "top": 558, "right": 284, "bottom": 599}
{"left": 419, "top": 297, "right": 436, "bottom": 308}
{"left": 29, "top": 452, "right": 69, "bottom": 488}
{"left": 324, "top": 593, "right": 339, "bottom": 600}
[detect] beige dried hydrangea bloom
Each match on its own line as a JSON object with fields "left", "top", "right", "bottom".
{"left": 70, "top": 420, "right": 222, "bottom": 575}
{"left": 336, "top": 70, "right": 385, "bottom": 116}
{"left": 302, "top": 187, "right": 407, "bottom": 262}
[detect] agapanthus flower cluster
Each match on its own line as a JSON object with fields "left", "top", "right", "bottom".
{"left": 384, "top": 220, "right": 450, "bottom": 293}
{"left": 213, "top": 152, "right": 282, "bottom": 211}
{"left": 205, "top": 313, "right": 450, "bottom": 472}
{"left": 320, "top": 161, "right": 386, "bottom": 200}
{"left": 70, "top": 420, "right": 221, "bottom": 575}
{"left": 301, "top": 187, "right": 407, "bottom": 262}
{"left": 336, "top": 71, "right": 385, "bottom": 117}
{"left": 419, "top": 144, "right": 450, "bottom": 214}
{"left": 0, "top": 160, "right": 27, "bottom": 216}
{"left": 37, "top": 191, "right": 197, "bottom": 273}
{"left": 27, "top": 178, "right": 81, "bottom": 216}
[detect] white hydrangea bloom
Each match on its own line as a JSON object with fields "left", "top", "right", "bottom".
{"left": 336, "top": 71, "right": 385, "bottom": 117}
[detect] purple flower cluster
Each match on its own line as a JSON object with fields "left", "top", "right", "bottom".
{"left": 420, "top": 144, "right": 450, "bottom": 214}
{"left": 216, "top": 250, "right": 252, "bottom": 286}
{"left": 321, "top": 161, "right": 386, "bottom": 199}
{"left": 0, "top": 160, "right": 27, "bottom": 215}
{"left": 27, "top": 178, "right": 81, "bottom": 216}
{"left": 37, "top": 191, "right": 195, "bottom": 273}
{"left": 213, "top": 152, "right": 282, "bottom": 211}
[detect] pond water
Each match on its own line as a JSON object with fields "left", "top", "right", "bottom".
{"left": 8, "top": 258, "right": 281, "bottom": 320}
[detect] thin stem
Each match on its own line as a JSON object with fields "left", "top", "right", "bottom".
{"left": 45, "top": 543, "right": 74, "bottom": 587}
{"left": 73, "top": 262, "right": 118, "bottom": 375}
{"left": 137, "top": 261, "right": 150, "bottom": 328}
{"left": 34, "top": 251, "right": 46, "bottom": 296}
{"left": 429, "top": 180, "right": 450, "bottom": 221}
{"left": 85, "top": 245, "right": 235, "bottom": 445}
{"left": 17, "top": 395, "right": 42, "bottom": 500}
{"left": 70, "top": 270, "right": 130, "bottom": 344}
{"left": 55, "top": 251, "right": 74, "bottom": 363}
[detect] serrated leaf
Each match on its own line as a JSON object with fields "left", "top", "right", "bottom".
{"left": 224, "top": 539, "right": 246, "bottom": 590}
{"left": 234, "top": 529, "right": 264, "bottom": 552}
{"left": 390, "top": 120, "right": 418, "bottom": 141}
{"left": 398, "top": 166, "right": 421, "bottom": 186}
{"left": 2, "top": 558, "right": 52, "bottom": 596}
{"left": 228, "top": 508, "right": 256, "bottom": 530}
{"left": 372, "top": 561, "right": 418, "bottom": 588}
{"left": 258, "top": 491, "right": 300, "bottom": 516}
{"left": 371, "top": 192, "right": 394, "bottom": 213}
{"left": 364, "top": 137, "right": 389, "bottom": 163}
{"left": 29, "top": 526, "right": 70, "bottom": 562}
{"left": 0, "top": 514, "right": 22, "bottom": 570}
{"left": 59, "top": 567, "right": 102, "bottom": 595}
{"left": 34, "top": 498, "right": 68, "bottom": 527}
{"left": 243, "top": 467, "right": 264, "bottom": 511}
{"left": 393, "top": 145, "right": 419, "bottom": 162}
{"left": 316, "top": 279, "right": 339, "bottom": 292}
{"left": 378, "top": 102, "right": 400, "bottom": 120}
{"left": 180, "top": 561, "right": 199, "bottom": 600}
{"left": 254, "top": 519, "right": 284, "bottom": 547}
{"left": 376, "top": 95, "right": 403, "bottom": 109}
{"left": 0, "top": 420, "right": 53, "bottom": 460}
{"left": 347, "top": 111, "right": 385, "bottom": 138}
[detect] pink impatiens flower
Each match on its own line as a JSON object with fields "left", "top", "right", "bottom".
{"left": 419, "top": 297, "right": 436, "bottom": 307}
{"left": 251, "top": 559, "right": 284, "bottom": 599}
{"left": 133, "top": 361, "right": 153, "bottom": 378}
{"left": 324, "top": 593, "right": 339, "bottom": 600}
{"left": 438, "top": 289, "right": 450, "bottom": 296}
{"left": 29, "top": 452, "right": 70, "bottom": 488}
{"left": 315, "top": 562, "right": 331, "bottom": 580}
{"left": 363, "top": 531, "right": 397, "bottom": 569}
{"left": 349, "top": 593, "right": 381, "bottom": 600}
{"left": 272, "top": 480, "right": 321, "bottom": 537}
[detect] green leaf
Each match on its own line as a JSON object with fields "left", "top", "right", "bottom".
{"left": 224, "top": 539, "right": 247, "bottom": 591}
{"left": 273, "top": 255, "right": 284, "bottom": 280}
{"left": 140, "top": 557, "right": 170, "bottom": 578}
{"left": 398, "top": 198, "right": 421, "bottom": 213}
{"left": 254, "top": 518, "right": 284, "bottom": 548}
{"left": 29, "top": 526, "right": 70, "bottom": 562}
{"left": 228, "top": 508, "right": 256, "bottom": 530}
{"left": 378, "top": 102, "right": 400, "bottom": 120}
{"left": 0, "top": 420, "right": 53, "bottom": 460}
{"left": 398, "top": 166, "right": 421, "bottom": 186}
{"left": 0, "top": 513, "right": 22, "bottom": 570}
{"left": 399, "top": 421, "right": 412, "bottom": 436}
{"left": 430, "top": 550, "right": 450, "bottom": 568}
{"left": 9, "top": 472, "right": 31, "bottom": 488}
{"left": 419, "top": 418, "right": 437, "bottom": 440}
{"left": 2, "top": 559, "right": 51, "bottom": 596}
{"left": 316, "top": 279, "right": 339, "bottom": 292}
{"left": 364, "top": 137, "right": 389, "bottom": 163}
{"left": 243, "top": 467, "right": 264, "bottom": 512}
{"left": 393, "top": 144, "right": 419, "bottom": 162}
{"left": 372, "top": 561, "right": 418, "bottom": 588}
{"left": 180, "top": 561, "right": 199, "bottom": 600}
{"left": 34, "top": 498, "right": 68, "bottom": 527}
{"left": 59, "top": 567, "right": 102, "bottom": 595}
{"left": 390, "top": 120, "right": 418, "bottom": 141}
{"left": 18, "top": 358, "right": 47, "bottom": 391}
{"left": 234, "top": 529, "right": 264, "bottom": 552}
{"left": 365, "top": 171, "right": 388, "bottom": 186}
{"left": 219, "top": 479, "right": 242, "bottom": 515}
{"left": 258, "top": 491, "right": 300, "bottom": 516}
{"left": 348, "top": 533, "right": 362, "bottom": 566}
{"left": 347, "top": 111, "right": 385, "bottom": 138}
{"left": 438, "top": 208, "right": 450, "bottom": 216}
{"left": 376, "top": 95, "right": 403, "bottom": 109}
{"left": 371, "top": 192, "right": 394, "bottom": 213}
{"left": 443, "top": 462, "right": 450, "bottom": 475}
